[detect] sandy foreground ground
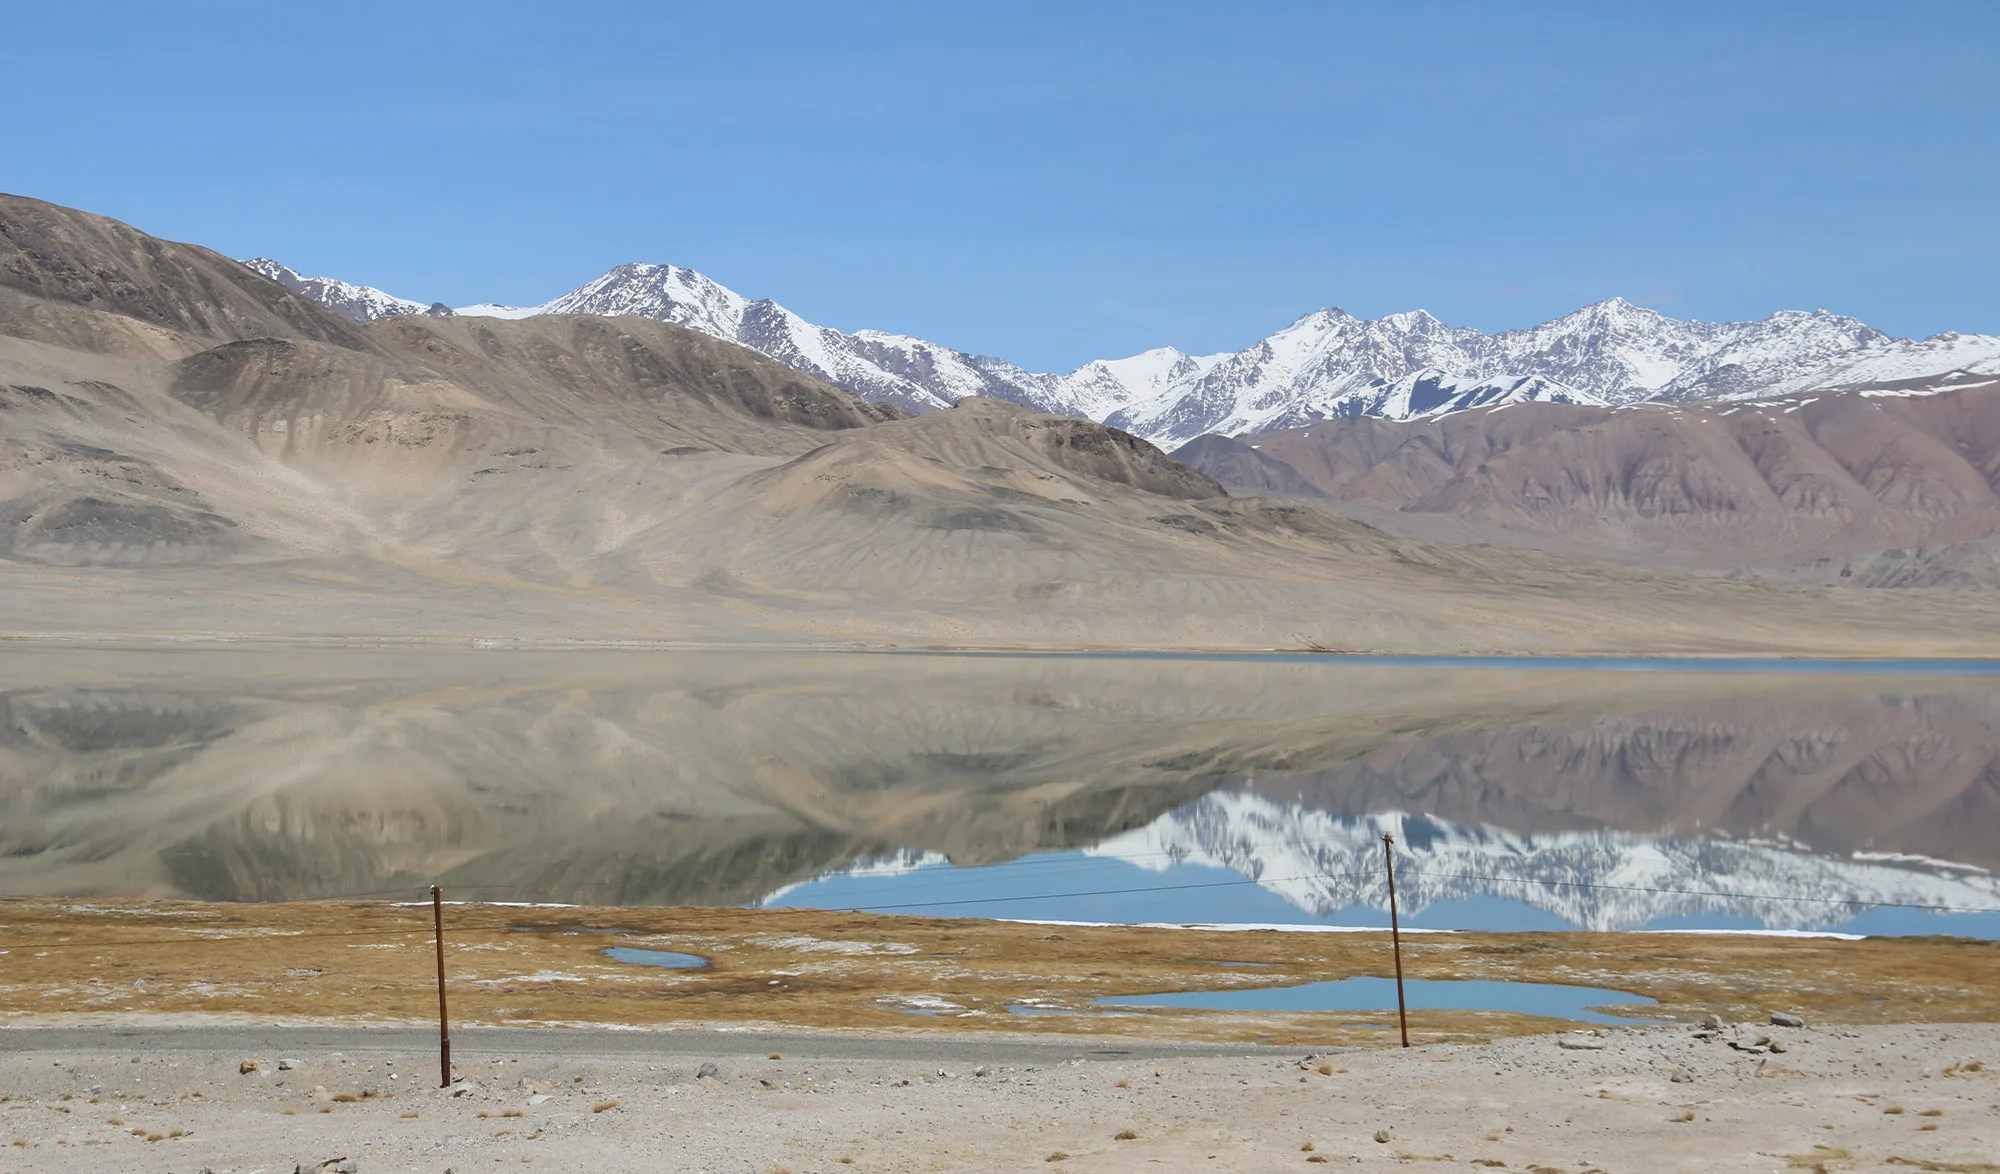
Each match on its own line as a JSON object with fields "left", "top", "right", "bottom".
{"left": 0, "top": 1022, "right": 1994, "bottom": 1174}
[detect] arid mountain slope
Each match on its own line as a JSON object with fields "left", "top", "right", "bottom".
{"left": 0, "top": 194, "right": 374, "bottom": 360}
{"left": 7, "top": 193, "right": 2000, "bottom": 653}
{"left": 1175, "top": 383, "right": 2000, "bottom": 575}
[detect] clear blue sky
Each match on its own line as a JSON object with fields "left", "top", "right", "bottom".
{"left": 7, "top": 1, "right": 1995, "bottom": 370}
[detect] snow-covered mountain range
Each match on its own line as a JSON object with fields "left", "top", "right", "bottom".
{"left": 247, "top": 257, "right": 2000, "bottom": 447}
{"left": 1086, "top": 793, "right": 2000, "bottom": 932}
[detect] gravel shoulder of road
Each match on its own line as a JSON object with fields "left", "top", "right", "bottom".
{"left": 0, "top": 1022, "right": 1994, "bottom": 1173}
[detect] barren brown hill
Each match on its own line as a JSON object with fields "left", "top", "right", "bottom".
{"left": 0, "top": 193, "right": 375, "bottom": 359}
{"left": 1173, "top": 386, "right": 2000, "bottom": 580}
{"left": 7, "top": 192, "right": 2000, "bottom": 653}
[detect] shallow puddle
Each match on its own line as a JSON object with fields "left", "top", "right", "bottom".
{"left": 1095, "top": 976, "right": 1660, "bottom": 1025}
{"left": 603, "top": 946, "right": 709, "bottom": 969}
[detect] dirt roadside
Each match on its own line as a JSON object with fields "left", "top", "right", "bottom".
{"left": 0, "top": 1023, "right": 1993, "bottom": 1173}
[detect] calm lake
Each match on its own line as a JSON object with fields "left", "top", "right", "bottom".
{"left": 3, "top": 645, "right": 1998, "bottom": 939}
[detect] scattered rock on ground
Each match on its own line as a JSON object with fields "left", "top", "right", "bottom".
{"left": 1771, "top": 1012, "right": 1805, "bottom": 1028}
{"left": 696, "top": 1062, "right": 720, "bottom": 1079}
{"left": 1730, "top": 1032, "right": 1773, "bottom": 1054}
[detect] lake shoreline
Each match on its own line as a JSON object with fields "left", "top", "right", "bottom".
{"left": 9, "top": 633, "right": 2000, "bottom": 669}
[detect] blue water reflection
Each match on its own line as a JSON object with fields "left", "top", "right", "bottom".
{"left": 604, "top": 946, "right": 709, "bottom": 969}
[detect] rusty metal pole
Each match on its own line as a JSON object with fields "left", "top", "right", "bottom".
{"left": 432, "top": 884, "right": 453, "bottom": 1087}
{"left": 1383, "top": 834, "right": 1410, "bottom": 1048}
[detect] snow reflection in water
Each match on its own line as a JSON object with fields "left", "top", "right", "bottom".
{"left": 766, "top": 806, "right": 2000, "bottom": 940}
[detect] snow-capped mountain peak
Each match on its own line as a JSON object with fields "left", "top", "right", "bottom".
{"left": 534, "top": 262, "right": 754, "bottom": 338}
{"left": 1050, "top": 347, "right": 1228, "bottom": 421}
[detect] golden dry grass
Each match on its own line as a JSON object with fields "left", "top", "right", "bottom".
{"left": 2, "top": 899, "right": 1997, "bottom": 1045}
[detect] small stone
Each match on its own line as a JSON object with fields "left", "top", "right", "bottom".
{"left": 240, "top": 1059, "right": 260, "bottom": 1074}
{"left": 1771, "top": 1012, "right": 1805, "bottom": 1028}
{"left": 972, "top": 1066, "right": 990, "bottom": 1077}
{"left": 1669, "top": 1068, "right": 1693, "bottom": 1083}
{"left": 1769, "top": 1040, "right": 1788, "bottom": 1054}
{"left": 1558, "top": 1036, "right": 1607, "bottom": 1051}
{"left": 526, "top": 1094, "right": 551, "bottom": 1106}
{"left": 1373, "top": 1129, "right": 1391, "bottom": 1144}
{"left": 278, "top": 1058, "right": 299, "bottom": 1071}
{"left": 1700, "top": 1013, "right": 1723, "bottom": 1030}
{"left": 696, "top": 1062, "right": 720, "bottom": 1080}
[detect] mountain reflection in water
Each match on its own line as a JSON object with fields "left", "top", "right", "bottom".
{"left": 3, "top": 646, "right": 1998, "bottom": 938}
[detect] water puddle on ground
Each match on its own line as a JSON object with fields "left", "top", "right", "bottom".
{"left": 602, "top": 946, "right": 709, "bottom": 969}
{"left": 1095, "top": 976, "right": 1660, "bottom": 1025}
